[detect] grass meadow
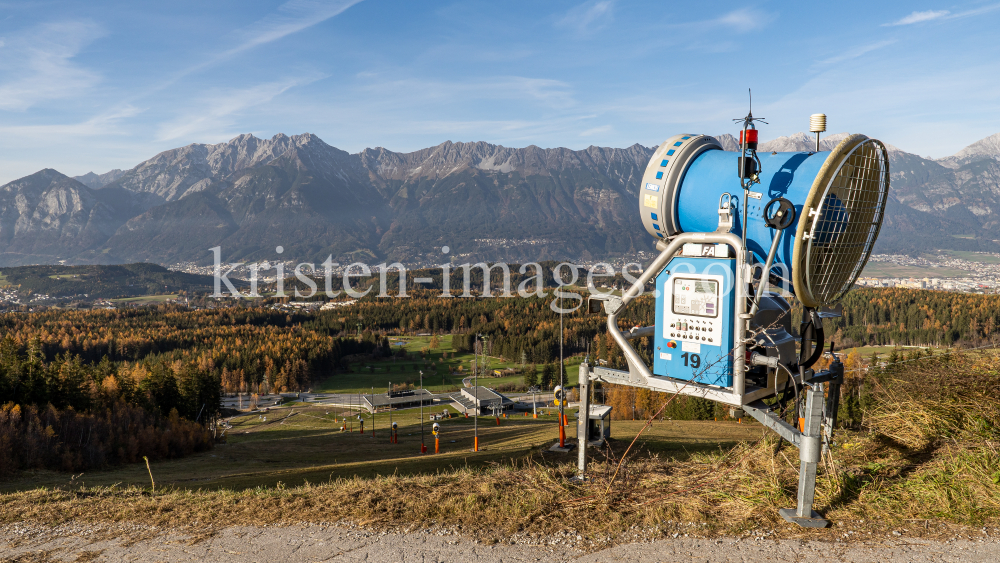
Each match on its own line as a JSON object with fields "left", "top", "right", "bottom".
{"left": 313, "top": 334, "right": 583, "bottom": 394}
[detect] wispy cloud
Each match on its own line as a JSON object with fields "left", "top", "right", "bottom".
{"left": 884, "top": 4, "right": 1000, "bottom": 26}
{"left": 356, "top": 74, "right": 577, "bottom": 109}
{"left": 712, "top": 8, "right": 776, "bottom": 32}
{"left": 144, "top": 1, "right": 363, "bottom": 140}
{"left": 221, "top": 0, "right": 365, "bottom": 61}
{"left": 0, "top": 105, "right": 141, "bottom": 139}
{"left": 556, "top": 0, "right": 615, "bottom": 34}
{"left": 884, "top": 9, "right": 950, "bottom": 26}
{"left": 814, "top": 40, "right": 896, "bottom": 68}
{"left": 650, "top": 6, "right": 776, "bottom": 52}
{"left": 0, "top": 20, "right": 104, "bottom": 111}
{"left": 145, "top": 0, "right": 364, "bottom": 98}
{"left": 951, "top": 2, "right": 1000, "bottom": 18}
{"left": 156, "top": 77, "right": 321, "bottom": 142}
{"left": 579, "top": 124, "right": 612, "bottom": 137}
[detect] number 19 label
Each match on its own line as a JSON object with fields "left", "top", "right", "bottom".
{"left": 681, "top": 352, "right": 701, "bottom": 369}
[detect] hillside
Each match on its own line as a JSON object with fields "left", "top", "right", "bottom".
{"left": 0, "top": 130, "right": 994, "bottom": 266}
{"left": 0, "top": 263, "right": 221, "bottom": 298}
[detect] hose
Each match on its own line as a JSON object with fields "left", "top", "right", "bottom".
{"left": 779, "top": 362, "right": 801, "bottom": 426}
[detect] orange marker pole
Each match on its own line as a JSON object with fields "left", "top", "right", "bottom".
{"left": 558, "top": 419, "right": 566, "bottom": 448}
{"left": 474, "top": 436, "right": 479, "bottom": 452}
{"left": 496, "top": 416, "right": 500, "bottom": 426}
{"left": 435, "top": 437, "right": 439, "bottom": 454}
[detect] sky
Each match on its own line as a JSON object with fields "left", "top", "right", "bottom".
{"left": 1, "top": 0, "right": 999, "bottom": 183}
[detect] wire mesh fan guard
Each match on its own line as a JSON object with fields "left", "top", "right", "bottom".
{"left": 801, "top": 137, "right": 889, "bottom": 307}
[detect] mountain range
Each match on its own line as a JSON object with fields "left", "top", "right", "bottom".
{"left": 1, "top": 129, "right": 998, "bottom": 267}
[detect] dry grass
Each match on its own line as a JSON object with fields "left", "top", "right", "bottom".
{"left": 0, "top": 443, "right": 790, "bottom": 546}
{"left": 1, "top": 430, "right": 994, "bottom": 546}
{"left": 1, "top": 352, "right": 999, "bottom": 546}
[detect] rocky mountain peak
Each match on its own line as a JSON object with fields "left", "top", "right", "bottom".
{"left": 9, "top": 129, "right": 1000, "bottom": 267}
{"left": 937, "top": 132, "right": 1000, "bottom": 168}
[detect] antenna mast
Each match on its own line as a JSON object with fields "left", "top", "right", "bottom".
{"left": 733, "top": 89, "right": 767, "bottom": 247}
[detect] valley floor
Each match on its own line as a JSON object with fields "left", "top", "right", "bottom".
{"left": 3, "top": 522, "right": 999, "bottom": 563}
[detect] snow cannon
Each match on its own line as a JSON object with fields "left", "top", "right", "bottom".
{"left": 638, "top": 133, "right": 889, "bottom": 307}
{"left": 552, "top": 385, "right": 565, "bottom": 407}
{"left": 586, "top": 109, "right": 890, "bottom": 528}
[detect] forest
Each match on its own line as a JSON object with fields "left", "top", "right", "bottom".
{"left": 0, "top": 306, "right": 379, "bottom": 476}
{"left": 0, "top": 263, "right": 221, "bottom": 298}
{"left": 2, "top": 283, "right": 998, "bottom": 475}
{"left": 831, "top": 287, "right": 1000, "bottom": 347}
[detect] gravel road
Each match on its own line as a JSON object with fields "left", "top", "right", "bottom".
{"left": 3, "top": 522, "right": 1000, "bottom": 562}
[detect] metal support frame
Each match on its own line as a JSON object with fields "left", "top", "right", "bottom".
{"left": 579, "top": 227, "right": 844, "bottom": 528}
{"left": 599, "top": 231, "right": 749, "bottom": 405}
{"left": 577, "top": 363, "right": 590, "bottom": 478}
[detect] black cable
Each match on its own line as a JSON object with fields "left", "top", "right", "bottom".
{"left": 798, "top": 309, "right": 825, "bottom": 370}
{"left": 779, "top": 362, "right": 801, "bottom": 423}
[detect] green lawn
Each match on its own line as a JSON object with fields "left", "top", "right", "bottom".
{"left": 0, "top": 402, "right": 762, "bottom": 492}
{"left": 938, "top": 250, "right": 1000, "bottom": 264}
{"left": 314, "top": 334, "right": 583, "bottom": 394}
{"left": 839, "top": 345, "right": 941, "bottom": 359}
{"left": 861, "top": 262, "right": 968, "bottom": 278}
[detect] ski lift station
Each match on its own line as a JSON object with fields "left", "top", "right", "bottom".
{"left": 363, "top": 389, "right": 436, "bottom": 412}
{"left": 450, "top": 387, "right": 515, "bottom": 415}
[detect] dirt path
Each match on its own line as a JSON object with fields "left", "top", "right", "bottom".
{"left": 3, "top": 523, "right": 999, "bottom": 562}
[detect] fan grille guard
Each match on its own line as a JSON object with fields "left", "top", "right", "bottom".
{"left": 793, "top": 135, "right": 890, "bottom": 308}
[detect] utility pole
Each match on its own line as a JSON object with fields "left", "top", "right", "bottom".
{"left": 474, "top": 334, "right": 481, "bottom": 452}
{"left": 371, "top": 385, "right": 375, "bottom": 437}
{"left": 388, "top": 381, "right": 392, "bottom": 443}
{"left": 559, "top": 289, "right": 565, "bottom": 442}
{"left": 420, "top": 370, "right": 426, "bottom": 453}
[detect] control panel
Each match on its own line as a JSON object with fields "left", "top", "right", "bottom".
{"left": 664, "top": 276, "right": 724, "bottom": 345}
{"left": 653, "top": 256, "right": 736, "bottom": 388}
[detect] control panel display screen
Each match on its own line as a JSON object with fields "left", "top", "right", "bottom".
{"left": 671, "top": 278, "right": 719, "bottom": 318}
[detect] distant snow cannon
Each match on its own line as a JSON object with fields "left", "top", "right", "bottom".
{"left": 552, "top": 385, "right": 565, "bottom": 407}
{"left": 586, "top": 107, "right": 891, "bottom": 528}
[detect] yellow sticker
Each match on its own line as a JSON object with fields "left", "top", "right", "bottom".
{"left": 644, "top": 194, "right": 659, "bottom": 208}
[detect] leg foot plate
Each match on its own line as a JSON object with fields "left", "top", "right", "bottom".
{"left": 779, "top": 508, "right": 829, "bottom": 528}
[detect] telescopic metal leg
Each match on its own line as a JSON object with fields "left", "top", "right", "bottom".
{"left": 779, "top": 383, "right": 828, "bottom": 527}
{"left": 577, "top": 363, "right": 590, "bottom": 480}
{"left": 824, "top": 379, "right": 841, "bottom": 449}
